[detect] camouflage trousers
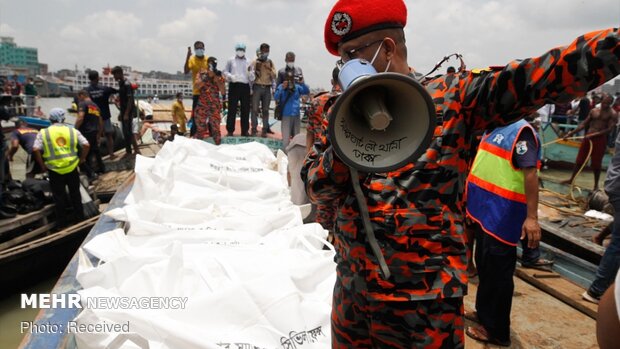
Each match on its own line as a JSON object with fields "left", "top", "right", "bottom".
{"left": 331, "top": 273, "right": 464, "bottom": 348}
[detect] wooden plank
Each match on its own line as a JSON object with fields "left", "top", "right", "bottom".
{"left": 515, "top": 267, "right": 598, "bottom": 319}
{"left": 0, "top": 204, "right": 55, "bottom": 234}
{"left": 540, "top": 220, "right": 604, "bottom": 265}
{"left": 0, "top": 222, "right": 56, "bottom": 251}
{"left": 0, "top": 216, "right": 99, "bottom": 258}
{"left": 465, "top": 276, "right": 597, "bottom": 348}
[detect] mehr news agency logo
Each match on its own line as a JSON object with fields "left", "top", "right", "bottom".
{"left": 19, "top": 293, "right": 188, "bottom": 334}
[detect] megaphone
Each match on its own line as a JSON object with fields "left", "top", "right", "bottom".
{"left": 329, "top": 59, "right": 436, "bottom": 173}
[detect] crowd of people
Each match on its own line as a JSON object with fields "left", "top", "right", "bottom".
{"left": 1, "top": 74, "right": 38, "bottom": 116}
{"left": 183, "top": 40, "right": 309, "bottom": 145}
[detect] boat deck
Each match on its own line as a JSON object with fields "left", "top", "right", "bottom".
{"left": 465, "top": 273, "right": 597, "bottom": 348}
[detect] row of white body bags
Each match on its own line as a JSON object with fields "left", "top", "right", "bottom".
{"left": 71, "top": 139, "right": 336, "bottom": 349}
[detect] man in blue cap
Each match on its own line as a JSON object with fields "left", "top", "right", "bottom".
{"left": 32, "top": 108, "right": 90, "bottom": 227}
{"left": 223, "top": 43, "right": 252, "bottom": 137}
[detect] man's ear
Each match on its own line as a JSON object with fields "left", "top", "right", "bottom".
{"left": 384, "top": 37, "right": 397, "bottom": 60}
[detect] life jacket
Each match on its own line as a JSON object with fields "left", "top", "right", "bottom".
{"left": 40, "top": 125, "right": 80, "bottom": 174}
{"left": 466, "top": 119, "right": 541, "bottom": 245}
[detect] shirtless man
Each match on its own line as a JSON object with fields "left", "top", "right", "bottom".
{"left": 563, "top": 94, "right": 618, "bottom": 190}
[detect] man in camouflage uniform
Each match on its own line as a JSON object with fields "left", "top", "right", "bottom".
{"left": 307, "top": 67, "right": 341, "bottom": 237}
{"left": 302, "top": 0, "right": 620, "bottom": 348}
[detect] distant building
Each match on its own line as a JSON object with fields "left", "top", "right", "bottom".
{"left": 62, "top": 66, "right": 192, "bottom": 99}
{"left": 0, "top": 37, "right": 40, "bottom": 75}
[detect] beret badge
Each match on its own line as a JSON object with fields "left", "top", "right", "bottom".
{"left": 331, "top": 12, "right": 352, "bottom": 36}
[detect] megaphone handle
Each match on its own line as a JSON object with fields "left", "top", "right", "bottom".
{"left": 350, "top": 168, "right": 391, "bottom": 280}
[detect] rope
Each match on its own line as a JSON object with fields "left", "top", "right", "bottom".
{"left": 542, "top": 135, "right": 586, "bottom": 147}
{"left": 540, "top": 133, "right": 591, "bottom": 201}
{"left": 568, "top": 139, "right": 593, "bottom": 202}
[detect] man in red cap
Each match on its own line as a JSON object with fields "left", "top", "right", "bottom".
{"left": 302, "top": 0, "right": 620, "bottom": 347}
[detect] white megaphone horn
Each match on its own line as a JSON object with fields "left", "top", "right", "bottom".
{"left": 328, "top": 59, "right": 436, "bottom": 173}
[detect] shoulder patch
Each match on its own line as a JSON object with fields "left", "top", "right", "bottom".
{"left": 516, "top": 141, "right": 528, "bottom": 155}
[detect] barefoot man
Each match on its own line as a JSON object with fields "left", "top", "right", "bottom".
{"left": 563, "top": 93, "right": 618, "bottom": 190}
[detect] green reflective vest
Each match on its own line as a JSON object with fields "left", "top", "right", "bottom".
{"left": 41, "top": 125, "right": 80, "bottom": 174}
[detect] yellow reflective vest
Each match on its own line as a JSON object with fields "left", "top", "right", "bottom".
{"left": 41, "top": 125, "right": 80, "bottom": 174}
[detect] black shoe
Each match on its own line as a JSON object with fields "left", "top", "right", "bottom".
{"left": 266, "top": 128, "right": 275, "bottom": 134}
{"left": 241, "top": 132, "right": 250, "bottom": 137}
{"left": 251, "top": 130, "right": 257, "bottom": 137}
{"left": 227, "top": 132, "right": 234, "bottom": 137}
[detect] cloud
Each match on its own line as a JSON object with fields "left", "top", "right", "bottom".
{"left": 2, "top": 0, "right": 617, "bottom": 90}
{"left": 406, "top": 0, "right": 619, "bottom": 76}
{"left": 60, "top": 10, "right": 142, "bottom": 42}
{"left": 190, "top": 0, "right": 221, "bottom": 3}
{"left": 45, "top": 10, "right": 143, "bottom": 72}
{"left": 0, "top": 23, "right": 16, "bottom": 36}
{"left": 157, "top": 7, "right": 218, "bottom": 42}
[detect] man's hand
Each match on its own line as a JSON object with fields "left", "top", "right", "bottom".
{"left": 521, "top": 217, "right": 541, "bottom": 249}
{"left": 187, "top": 47, "right": 192, "bottom": 58}
{"left": 79, "top": 157, "right": 87, "bottom": 165}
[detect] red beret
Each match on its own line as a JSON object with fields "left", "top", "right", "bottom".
{"left": 324, "top": 0, "right": 407, "bottom": 56}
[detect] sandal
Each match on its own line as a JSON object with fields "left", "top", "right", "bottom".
{"left": 464, "top": 310, "right": 480, "bottom": 324}
{"left": 521, "top": 258, "right": 554, "bottom": 269}
{"left": 466, "top": 326, "right": 511, "bottom": 347}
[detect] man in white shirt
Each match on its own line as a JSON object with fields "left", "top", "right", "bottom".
{"left": 223, "top": 43, "right": 253, "bottom": 137}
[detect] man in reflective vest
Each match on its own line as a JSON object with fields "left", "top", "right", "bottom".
{"left": 32, "top": 108, "right": 90, "bottom": 227}
{"left": 465, "top": 119, "right": 542, "bottom": 346}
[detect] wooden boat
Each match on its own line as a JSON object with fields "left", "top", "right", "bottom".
{"left": 537, "top": 174, "right": 607, "bottom": 267}
{"left": 0, "top": 215, "right": 99, "bottom": 298}
{"left": 19, "top": 116, "right": 51, "bottom": 129}
{"left": 540, "top": 120, "right": 613, "bottom": 170}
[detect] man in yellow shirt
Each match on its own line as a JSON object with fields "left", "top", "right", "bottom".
{"left": 171, "top": 92, "right": 187, "bottom": 134}
{"left": 183, "top": 41, "right": 210, "bottom": 112}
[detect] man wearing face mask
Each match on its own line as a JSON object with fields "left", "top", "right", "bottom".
{"left": 183, "top": 41, "right": 210, "bottom": 113}
{"left": 250, "top": 43, "right": 277, "bottom": 137}
{"left": 277, "top": 51, "right": 304, "bottom": 86}
{"left": 223, "top": 43, "right": 252, "bottom": 137}
{"left": 301, "top": 0, "right": 620, "bottom": 347}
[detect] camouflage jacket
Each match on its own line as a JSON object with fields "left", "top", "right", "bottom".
{"left": 302, "top": 29, "right": 620, "bottom": 302}
{"left": 308, "top": 89, "right": 341, "bottom": 144}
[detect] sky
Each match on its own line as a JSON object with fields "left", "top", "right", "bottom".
{"left": 0, "top": 0, "right": 618, "bottom": 90}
